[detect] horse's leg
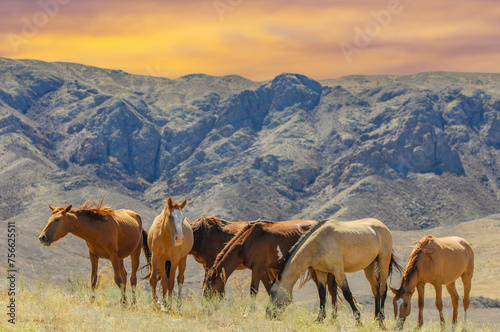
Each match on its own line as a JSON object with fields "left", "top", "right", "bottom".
{"left": 433, "top": 280, "right": 445, "bottom": 327}
{"left": 89, "top": 251, "right": 99, "bottom": 302}
{"left": 416, "top": 281, "right": 425, "bottom": 329}
{"left": 446, "top": 281, "right": 460, "bottom": 325}
{"left": 327, "top": 273, "right": 338, "bottom": 319}
{"left": 377, "top": 254, "right": 391, "bottom": 322}
{"left": 130, "top": 242, "right": 142, "bottom": 305}
{"left": 157, "top": 258, "right": 169, "bottom": 310}
{"left": 249, "top": 268, "right": 261, "bottom": 312}
{"left": 314, "top": 270, "right": 328, "bottom": 323}
{"left": 166, "top": 260, "right": 178, "bottom": 310}
{"left": 177, "top": 256, "right": 187, "bottom": 309}
{"left": 110, "top": 256, "right": 126, "bottom": 304}
{"left": 118, "top": 259, "right": 128, "bottom": 304}
{"left": 363, "top": 262, "right": 381, "bottom": 321}
{"left": 149, "top": 254, "right": 159, "bottom": 304}
{"left": 261, "top": 269, "right": 273, "bottom": 294}
{"left": 461, "top": 272, "right": 473, "bottom": 323}
{"left": 335, "top": 270, "right": 361, "bottom": 325}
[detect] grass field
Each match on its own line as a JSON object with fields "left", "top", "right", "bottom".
{"left": 1, "top": 272, "right": 498, "bottom": 332}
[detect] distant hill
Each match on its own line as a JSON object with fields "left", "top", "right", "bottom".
{"left": 1, "top": 58, "right": 499, "bottom": 284}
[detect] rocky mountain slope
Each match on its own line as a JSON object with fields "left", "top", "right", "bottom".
{"left": 2, "top": 58, "right": 499, "bottom": 232}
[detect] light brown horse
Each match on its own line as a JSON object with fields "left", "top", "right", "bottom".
{"left": 39, "top": 197, "right": 150, "bottom": 304}
{"left": 204, "top": 219, "right": 338, "bottom": 320}
{"left": 189, "top": 215, "right": 247, "bottom": 284}
{"left": 267, "top": 218, "right": 402, "bottom": 326}
{"left": 145, "top": 197, "right": 193, "bottom": 311}
{"left": 391, "top": 235, "right": 474, "bottom": 330}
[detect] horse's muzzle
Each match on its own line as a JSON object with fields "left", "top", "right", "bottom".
{"left": 39, "top": 234, "right": 52, "bottom": 246}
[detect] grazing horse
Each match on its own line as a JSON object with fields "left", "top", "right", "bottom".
{"left": 391, "top": 235, "right": 474, "bottom": 330}
{"left": 204, "top": 219, "right": 338, "bottom": 320}
{"left": 38, "top": 197, "right": 150, "bottom": 304}
{"left": 189, "top": 215, "right": 247, "bottom": 284}
{"left": 146, "top": 197, "right": 193, "bottom": 311}
{"left": 267, "top": 218, "right": 402, "bottom": 326}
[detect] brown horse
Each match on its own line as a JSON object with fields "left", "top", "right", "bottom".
{"left": 267, "top": 218, "right": 402, "bottom": 326}
{"left": 391, "top": 235, "right": 474, "bottom": 330}
{"left": 38, "top": 197, "right": 150, "bottom": 304}
{"left": 146, "top": 197, "right": 193, "bottom": 311}
{"left": 204, "top": 219, "right": 338, "bottom": 320}
{"left": 189, "top": 215, "right": 247, "bottom": 283}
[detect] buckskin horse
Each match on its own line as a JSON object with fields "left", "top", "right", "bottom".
{"left": 145, "top": 197, "right": 193, "bottom": 311}
{"left": 267, "top": 218, "right": 402, "bottom": 326}
{"left": 391, "top": 235, "right": 474, "bottom": 330}
{"left": 189, "top": 215, "right": 248, "bottom": 285}
{"left": 204, "top": 219, "right": 338, "bottom": 320}
{"left": 38, "top": 197, "right": 150, "bottom": 304}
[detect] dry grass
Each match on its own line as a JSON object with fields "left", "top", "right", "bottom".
{"left": 1, "top": 271, "right": 498, "bottom": 332}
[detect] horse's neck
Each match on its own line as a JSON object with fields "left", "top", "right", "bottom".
{"left": 67, "top": 213, "right": 101, "bottom": 242}
{"left": 278, "top": 248, "right": 312, "bottom": 293}
{"left": 214, "top": 244, "right": 244, "bottom": 279}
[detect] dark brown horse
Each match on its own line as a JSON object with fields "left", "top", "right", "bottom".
{"left": 189, "top": 215, "right": 247, "bottom": 282}
{"left": 39, "top": 197, "right": 150, "bottom": 304}
{"left": 146, "top": 197, "right": 193, "bottom": 311}
{"left": 204, "top": 219, "right": 338, "bottom": 320}
{"left": 391, "top": 235, "right": 474, "bottom": 330}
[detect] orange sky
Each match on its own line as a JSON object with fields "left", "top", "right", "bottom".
{"left": 1, "top": 0, "right": 499, "bottom": 81}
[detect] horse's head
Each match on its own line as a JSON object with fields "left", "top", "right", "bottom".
{"left": 391, "top": 286, "right": 413, "bottom": 330}
{"left": 266, "top": 281, "right": 292, "bottom": 320}
{"left": 39, "top": 204, "right": 73, "bottom": 246}
{"left": 202, "top": 268, "right": 226, "bottom": 299}
{"left": 164, "top": 196, "right": 187, "bottom": 246}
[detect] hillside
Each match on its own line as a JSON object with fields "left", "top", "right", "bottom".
{"left": 0, "top": 57, "right": 499, "bottom": 286}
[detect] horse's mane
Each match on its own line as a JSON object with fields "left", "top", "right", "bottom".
{"left": 275, "top": 219, "right": 328, "bottom": 282}
{"left": 190, "top": 215, "right": 229, "bottom": 231}
{"left": 74, "top": 197, "right": 115, "bottom": 222}
{"left": 395, "top": 235, "right": 435, "bottom": 295}
{"left": 206, "top": 220, "right": 260, "bottom": 281}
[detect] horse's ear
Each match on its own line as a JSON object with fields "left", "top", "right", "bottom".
{"left": 390, "top": 286, "right": 397, "bottom": 295}
{"left": 167, "top": 197, "right": 173, "bottom": 207}
{"left": 49, "top": 204, "right": 55, "bottom": 212}
{"left": 180, "top": 199, "right": 187, "bottom": 209}
{"left": 63, "top": 205, "right": 72, "bottom": 214}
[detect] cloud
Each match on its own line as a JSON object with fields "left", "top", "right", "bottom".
{"left": 0, "top": 0, "right": 498, "bottom": 80}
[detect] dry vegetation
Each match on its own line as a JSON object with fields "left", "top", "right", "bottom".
{"left": 1, "top": 270, "right": 498, "bottom": 332}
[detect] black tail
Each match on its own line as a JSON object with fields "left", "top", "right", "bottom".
{"left": 389, "top": 252, "right": 404, "bottom": 278}
{"left": 139, "top": 228, "right": 152, "bottom": 280}
{"left": 142, "top": 229, "right": 151, "bottom": 263}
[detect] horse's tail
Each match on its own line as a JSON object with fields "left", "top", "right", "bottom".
{"left": 388, "top": 251, "right": 404, "bottom": 278}
{"left": 140, "top": 228, "right": 152, "bottom": 280}
{"left": 142, "top": 228, "right": 151, "bottom": 264}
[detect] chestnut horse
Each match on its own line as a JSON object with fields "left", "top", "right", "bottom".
{"left": 204, "top": 219, "right": 338, "bottom": 320}
{"left": 39, "top": 198, "right": 150, "bottom": 304}
{"left": 267, "top": 218, "right": 402, "bottom": 326}
{"left": 391, "top": 235, "right": 474, "bottom": 330}
{"left": 189, "top": 215, "right": 247, "bottom": 283}
{"left": 146, "top": 197, "right": 193, "bottom": 311}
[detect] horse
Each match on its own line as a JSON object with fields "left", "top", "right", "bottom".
{"left": 391, "top": 235, "right": 474, "bottom": 330}
{"left": 204, "top": 219, "right": 338, "bottom": 320}
{"left": 38, "top": 197, "right": 151, "bottom": 304}
{"left": 189, "top": 215, "right": 248, "bottom": 285}
{"left": 145, "top": 197, "right": 193, "bottom": 311}
{"left": 267, "top": 218, "right": 402, "bottom": 326}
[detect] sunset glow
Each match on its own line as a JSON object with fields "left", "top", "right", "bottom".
{"left": 1, "top": 0, "right": 499, "bottom": 81}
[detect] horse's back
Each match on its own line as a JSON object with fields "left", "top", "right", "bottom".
{"left": 317, "top": 219, "right": 391, "bottom": 272}
{"left": 433, "top": 236, "right": 474, "bottom": 279}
